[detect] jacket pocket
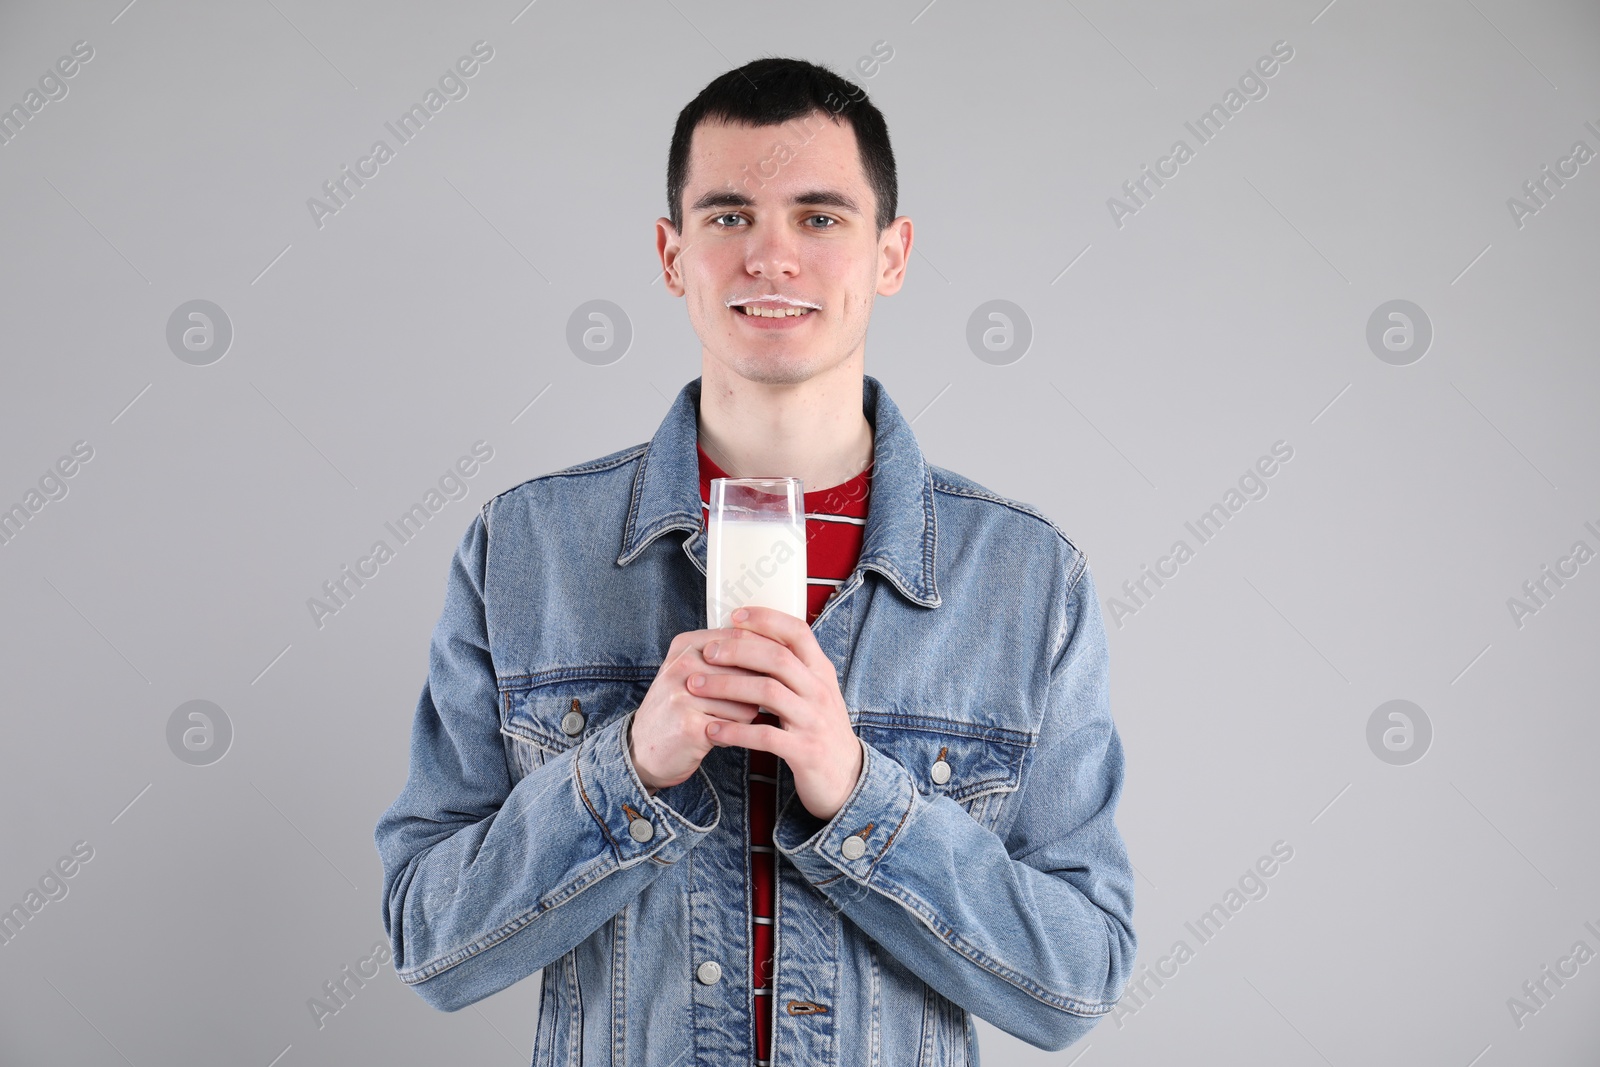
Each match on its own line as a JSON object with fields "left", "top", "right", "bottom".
{"left": 498, "top": 667, "right": 657, "bottom": 784}
{"left": 853, "top": 713, "right": 1034, "bottom": 831}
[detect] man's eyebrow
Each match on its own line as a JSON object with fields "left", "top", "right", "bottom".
{"left": 688, "top": 189, "right": 863, "bottom": 215}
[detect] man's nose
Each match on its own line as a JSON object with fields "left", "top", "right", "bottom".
{"left": 744, "top": 225, "right": 801, "bottom": 279}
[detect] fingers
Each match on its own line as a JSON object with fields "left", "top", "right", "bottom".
{"left": 706, "top": 717, "right": 791, "bottom": 760}
{"left": 688, "top": 700, "right": 761, "bottom": 726}
{"left": 680, "top": 644, "right": 764, "bottom": 681}
{"left": 701, "top": 628, "right": 811, "bottom": 700}
{"left": 728, "top": 606, "right": 830, "bottom": 675}
{"left": 663, "top": 628, "right": 789, "bottom": 730}
{"left": 677, "top": 645, "right": 763, "bottom": 722}
{"left": 667, "top": 627, "right": 760, "bottom": 674}
{"left": 691, "top": 670, "right": 799, "bottom": 724}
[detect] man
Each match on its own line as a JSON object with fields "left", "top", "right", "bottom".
{"left": 375, "top": 56, "right": 1136, "bottom": 1064}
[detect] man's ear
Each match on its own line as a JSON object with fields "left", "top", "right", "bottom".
{"left": 876, "top": 216, "right": 913, "bottom": 297}
{"left": 656, "top": 217, "right": 686, "bottom": 296}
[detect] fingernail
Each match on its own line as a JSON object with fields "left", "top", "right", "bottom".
{"left": 733, "top": 608, "right": 749, "bottom": 621}
{"left": 706, "top": 642, "right": 720, "bottom": 657}
{"left": 690, "top": 675, "right": 704, "bottom": 687}
{"left": 708, "top": 722, "right": 721, "bottom": 735}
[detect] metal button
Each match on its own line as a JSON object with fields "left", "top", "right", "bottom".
{"left": 629, "top": 817, "right": 655, "bottom": 842}
{"left": 696, "top": 960, "right": 722, "bottom": 985}
{"left": 841, "top": 835, "right": 866, "bottom": 860}
{"left": 561, "top": 709, "right": 586, "bottom": 735}
{"left": 930, "top": 759, "right": 951, "bottom": 784}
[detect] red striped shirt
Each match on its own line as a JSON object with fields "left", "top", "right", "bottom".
{"left": 697, "top": 441, "right": 870, "bottom": 1065}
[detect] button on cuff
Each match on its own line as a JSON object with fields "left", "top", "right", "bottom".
{"left": 574, "top": 711, "right": 718, "bottom": 866}
{"left": 774, "top": 736, "right": 917, "bottom": 886}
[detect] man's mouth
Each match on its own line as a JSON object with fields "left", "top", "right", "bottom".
{"left": 727, "top": 295, "right": 820, "bottom": 322}
{"left": 733, "top": 304, "right": 816, "bottom": 319}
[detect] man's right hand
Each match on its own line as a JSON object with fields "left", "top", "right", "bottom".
{"left": 629, "top": 628, "right": 764, "bottom": 795}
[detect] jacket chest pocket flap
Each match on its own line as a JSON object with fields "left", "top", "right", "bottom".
{"left": 499, "top": 671, "right": 655, "bottom": 782}
{"left": 854, "top": 714, "right": 1034, "bottom": 827}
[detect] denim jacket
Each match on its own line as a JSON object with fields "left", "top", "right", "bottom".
{"left": 375, "top": 373, "right": 1137, "bottom": 1064}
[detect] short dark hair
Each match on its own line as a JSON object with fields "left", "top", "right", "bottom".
{"left": 667, "top": 57, "right": 898, "bottom": 235}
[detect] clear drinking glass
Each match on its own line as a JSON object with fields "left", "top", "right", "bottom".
{"left": 706, "top": 477, "right": 807, "bottom": 628}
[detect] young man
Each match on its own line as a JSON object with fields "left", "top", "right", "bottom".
{"left": 376, "top": 57, "right": 1136, "bottom": 1064}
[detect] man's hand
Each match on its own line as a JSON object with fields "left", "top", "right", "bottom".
{"left": 693, "top": 606, "right": 863, "bottom": 822}
{"left": 629, "top": 627, "right": 765, "bottom": 795}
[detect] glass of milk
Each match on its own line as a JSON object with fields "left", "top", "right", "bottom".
{"left": 706, "top": 477, "right": 807, "bottom": 628}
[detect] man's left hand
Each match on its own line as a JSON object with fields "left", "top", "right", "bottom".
{"left": 692, "top": 605, "right": 863, "bottom": 822}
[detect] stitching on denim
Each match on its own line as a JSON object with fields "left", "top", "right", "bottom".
{"left": 948, "top": 769, "right": 1029, "bottom": 799}
{"left": 486, "top": 443, "right": 648, "bottom": 516}
{"left": 497, "top": 676, "right": 656, "bottom": 753}
{"left": 929, "top": 472, "right": 1085, "bottom": 557}
{"left": 621, "top": 438, "right": 651, "bottom": 551}
{"left": 871, "top": 794, "right": 914, "bottom": 865}
{"left": 499, "top": 724, "right": 570, "bottom": 752}
{"left": 1064, "top": 548, "right": 1088, "bottom": 592}
{"left": 870, "top": 878, "right": 1118, "bottom": 1017}
{"left": 569, "top": 944, "right": 584, "bottom": 1054}
{"left": 930, "top": 473, "right": 1096, "bottom": 634}
{"left": 612, "top": 905, "right": 626, "bottom": 1062}
{"left": 918, "top": 981, "right": 937, "bottom": 1065}
{"left": 652, "top": 764, "right": 721, "bottom": 835}
{"left": 937, "top": 777, "right": 1019, "bottom": 804}
{"left": 396, "top": 852, "right": 614, "bottom": 985}
{"left": 867, "top": 937, "right": 882, "bottom": 1067}
{"left": 497, "top": 664, "right": 660, "bottom": 690}
{"left": 623, "top": 514, "right": 702, "bottom": 563}
{"left": 575, "top": 734, "right": 620, "bottom": 853}
{"left": 852, "top": 712, "right": 1037, "bottom": 746}
{"left": 923, "top": 467, "right": 939, "bottom": 604}
{"left": 856, "top": 553, "right": 934, "bottom": 606}
{"left": 618, "top": 444, "right": 704, "bottom": 565}
{"left": 1050, "top": 550, "right": 1093, "bottom": 670}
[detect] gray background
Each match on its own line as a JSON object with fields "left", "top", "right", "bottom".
{"left": 1, "top": 0, "right": 1596, "bottom": 1063}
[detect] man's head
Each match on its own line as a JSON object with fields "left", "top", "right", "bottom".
{"left": 657, "top": 57, "right": 912, "bottom": 388}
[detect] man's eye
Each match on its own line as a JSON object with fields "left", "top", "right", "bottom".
{"left": 710, "top": 214, "right": 837, "bottom": 229}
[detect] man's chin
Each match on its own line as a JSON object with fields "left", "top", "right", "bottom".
{"left": 712, "top": 348, "right": 827, "bottom": 388}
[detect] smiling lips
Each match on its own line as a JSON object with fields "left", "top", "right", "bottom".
{"left": 727, "top": 295, "right": 820, "bottom": 318}
{"left": 737, "top": 305, "right": 814, "bottom": 318}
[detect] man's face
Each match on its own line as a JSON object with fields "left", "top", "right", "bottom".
{"left": 657, "top": 112, "right": 910, "bottom": 388}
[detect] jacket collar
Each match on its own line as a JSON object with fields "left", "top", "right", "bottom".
{"left": 618, "top": 373, "right": 940, "bottom": 609}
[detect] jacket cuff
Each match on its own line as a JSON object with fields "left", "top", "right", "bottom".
{"left": 773, "top": 735, "right": 917, "bottom": 886}
{"left": 574, "top": 709, "right": 719, "bottom": 867}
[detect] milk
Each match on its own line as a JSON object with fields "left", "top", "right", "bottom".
{"left": 707, "top": 517, "right": 807, "bottom": 627}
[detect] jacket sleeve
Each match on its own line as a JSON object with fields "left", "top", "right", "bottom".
{"left": 772, "top": 557, "right": 1136, "bottom": 1052}
{"left": 374, "top": 505, "right": 721, "bottom": 1011}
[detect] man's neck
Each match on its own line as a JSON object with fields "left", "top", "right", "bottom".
{"left": 696, "top": 358, "right": 874, "bottom": 495}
